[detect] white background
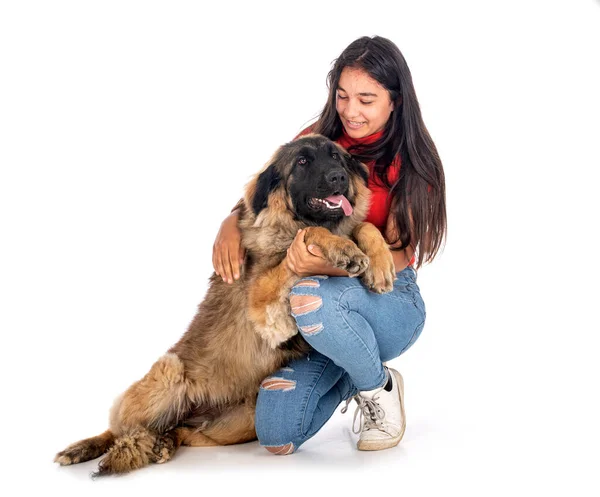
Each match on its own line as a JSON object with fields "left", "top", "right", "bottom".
{"left": 1, "top": 0, "right": 599, "bottom": 495}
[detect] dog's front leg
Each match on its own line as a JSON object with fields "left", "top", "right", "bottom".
{"left": 352, "top": 222, "right": 395, "bottom": 293}
{"left": 303, "top": 226, "right": 370, "bottom": 276}
{"left": 248, "top": 261, "right": 300, "bottom": 348}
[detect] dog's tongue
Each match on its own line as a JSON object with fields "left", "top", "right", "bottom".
{"left": 326, "top": 195, "right": 353, "bottom": 216}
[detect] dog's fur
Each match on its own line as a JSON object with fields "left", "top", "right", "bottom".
{"left": 54, "top": 134, "right": 395, "bottom": 476}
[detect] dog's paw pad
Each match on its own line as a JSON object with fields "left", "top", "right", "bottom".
{"left": 326, "top": 244, "right": 369, "bottom": 275}
{"left": 345, "top": 257, "right": 369, "bottom": 275}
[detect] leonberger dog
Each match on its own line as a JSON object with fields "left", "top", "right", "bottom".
{"left": 54, "top": 134, "right": 395, "bottom": 476}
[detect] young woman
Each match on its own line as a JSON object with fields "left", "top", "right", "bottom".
{"left": 212, "top": 36, "right": 446, "bottom": 454}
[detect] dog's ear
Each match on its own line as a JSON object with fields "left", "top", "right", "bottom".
{"left": 344, "top": 154, "right": 369, "bottom": 184}
{"left": 252, "top": 164, "right": 282, "bottom": 215}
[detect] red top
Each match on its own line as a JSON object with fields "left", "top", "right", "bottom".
{"left": 335, "top": 128, "right": 400, "bottom": 231}
{"left": 295, "top": 125, "right": 415, "bottom": 267}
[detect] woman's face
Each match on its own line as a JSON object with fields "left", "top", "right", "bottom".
{"left": 336, "top": 66, "right": 394, "bottom": 139}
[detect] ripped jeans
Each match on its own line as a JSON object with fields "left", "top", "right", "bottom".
{"left": 254, "top": 265, "right": 426, "bottom": 455}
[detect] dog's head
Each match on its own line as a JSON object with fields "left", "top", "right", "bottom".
{"left": 245, "top": 134, "right": 370, "bottom": 231}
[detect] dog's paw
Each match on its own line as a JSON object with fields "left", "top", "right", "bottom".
{"left": 360, "top": 248, "right": 395, "bottom": 293}
{"left": 54, "top": 436, "right": 110, "bottom": 466}
{"left": 360, "top": 265, "right": 395, "bottom": 294}
{"left": 319, "top": 239, "right": 369, "bottom": 276}
{"left": 55, "top": 444, "right": 87, "bottom": 466}
{"left": 151, "top": 434, "right": 176, "bottom": 464}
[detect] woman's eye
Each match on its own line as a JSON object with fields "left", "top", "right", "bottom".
{"left": 298, "top": 157, "right": 307, "bottom": 165}
{"left": 337, "top": 94, "right": 348, "bottom": 100}
{"left": 332, "top": 153, "right": 339, "bottom": 160}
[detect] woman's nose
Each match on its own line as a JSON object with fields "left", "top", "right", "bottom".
{"left": 344, "top": 98, "right": 359, "bottom": 118}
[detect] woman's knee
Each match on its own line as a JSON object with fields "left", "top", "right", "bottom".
{"left": 289, "top": 276, "right": 326, "bottom": 305}
{"left": 289, "top": 276, "right": 359, "bottom": 339}
{"left": 255, "top": 378, "right": 300, "bottom": 455}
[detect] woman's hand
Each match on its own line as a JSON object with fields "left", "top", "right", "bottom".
{"left": 212, "top": 210, "right": 245, "bottom": 283}
{"left": 286, "top": 229, "right": 349, "bottom": 277}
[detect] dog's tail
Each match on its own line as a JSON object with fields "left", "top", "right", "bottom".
{"left": 54, "top": 429, "right": 116, "bottom": 466}
{"left": 92, "top": 429, "right": 160, "bottom": 477}
{"left": 55, "top": 428, "right": 164, "bottom": 477}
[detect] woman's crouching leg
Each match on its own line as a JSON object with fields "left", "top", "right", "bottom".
{"left": 255, "top": 350, "right": 356, "bottom": 455}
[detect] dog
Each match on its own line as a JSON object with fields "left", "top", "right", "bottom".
{"left": 54, "top": 134, "right": 396, "bottom": 476}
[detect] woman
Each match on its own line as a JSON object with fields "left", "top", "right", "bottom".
{"left": 213, "top": 36, "right": 446, "bottom": 454}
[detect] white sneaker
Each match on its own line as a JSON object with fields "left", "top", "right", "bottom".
{"left": 343, "top": 367, "right": 406, "bottom": 451}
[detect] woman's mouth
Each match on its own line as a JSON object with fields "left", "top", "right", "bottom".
{"left": 344, "top": 119, "right": 366, "bottom": 130}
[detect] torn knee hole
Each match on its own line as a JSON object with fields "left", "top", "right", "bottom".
{"left": 294, "top": 279, "right": 320, "bottom": 288}
{"left": 260, "top": 377, "right": 296, "bottom": 391}
{"left": 263, "top": 442, "right": 295, "bottom": 455}
{"left": 290, "top": 295, "right": 322, "bottom": 315}
{"left": 299, "top": 323, "right": 323, "bottom": 336}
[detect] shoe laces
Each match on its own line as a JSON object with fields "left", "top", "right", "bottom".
{"left": 341, "top": 390, "right": 386, "bottom": 434}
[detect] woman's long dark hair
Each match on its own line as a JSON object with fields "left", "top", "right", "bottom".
{"left": 313, "top": 36, "right": 446, "bottom": 268}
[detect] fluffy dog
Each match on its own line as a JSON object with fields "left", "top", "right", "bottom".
{"left": 54, "top": 134, "right": 395, "bottom": 476}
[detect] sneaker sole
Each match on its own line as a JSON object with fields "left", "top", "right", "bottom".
{"left": 357, "top": 370, "right": 406, "bottom": 451}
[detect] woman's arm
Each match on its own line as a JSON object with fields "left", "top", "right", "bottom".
{"left": 285, "top": 229, "right": 350, "bottom": 277}
{"left": 286, "top": 227, "right": 414, "bottom": 277}
{"left": 390, "top": 246, "right": 414, "bottom": 273}
{"left": 212, "top": 206, "right": 246, "bottom": 284}
{"left": 385, "top": 210, "right": 416, "bottom": 273}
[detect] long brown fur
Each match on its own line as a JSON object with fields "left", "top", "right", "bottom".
{"left": 54, "top": 134, "right": 395, "bottom": 476}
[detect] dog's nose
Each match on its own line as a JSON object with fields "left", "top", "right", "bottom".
{"left": 325, "top": 169, "right": 348, "bottom": 188}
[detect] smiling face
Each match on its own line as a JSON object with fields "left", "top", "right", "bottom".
{"left": 336, "top": 66, "right": 394, "bottom": 139}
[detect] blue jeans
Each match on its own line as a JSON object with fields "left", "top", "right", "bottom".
{"left": 255, "top": 265, "right": 426, "bottom": 455}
